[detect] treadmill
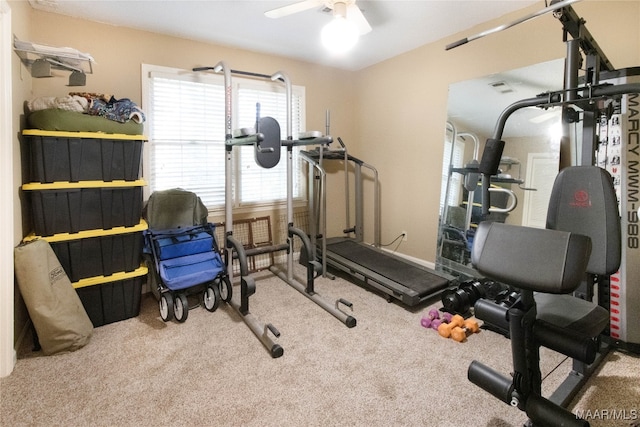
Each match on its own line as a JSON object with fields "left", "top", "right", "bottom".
{"left": 300, "top": 142, "right": 451, "bottom": 307}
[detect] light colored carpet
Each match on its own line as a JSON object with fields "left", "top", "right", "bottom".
{"left": 1, "top": 266, "right": 639, "bottom": 427}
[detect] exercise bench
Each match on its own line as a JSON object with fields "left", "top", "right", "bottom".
{"left": 468, "top": 166, "right": 621, "bottom": 426}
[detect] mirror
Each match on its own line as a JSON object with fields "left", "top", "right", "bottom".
{"left": 437, "top": 58, "right": 565, "bottom": 279}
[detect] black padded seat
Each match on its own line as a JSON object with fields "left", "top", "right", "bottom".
{"left": 534, "top": 293, "right": 609, "bottom": 337}
{"left": 471, "top": 222, "right": 591, "bottom": 296}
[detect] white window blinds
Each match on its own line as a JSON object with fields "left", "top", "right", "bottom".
{"left": 144, "top": 65, "right": 306, "bottom": 210}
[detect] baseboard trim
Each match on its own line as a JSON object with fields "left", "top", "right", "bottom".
{"left": 379, "top": 246, "right": 436, "bottom": 270}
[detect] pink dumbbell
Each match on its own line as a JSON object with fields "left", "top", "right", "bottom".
{"left": 420, "top": 309, "right": 441, "bottom": 328}
{"left": 430, "top": 312, "right": 453, "bottom": 330}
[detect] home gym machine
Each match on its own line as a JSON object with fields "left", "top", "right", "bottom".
{"left": 301, "top": 138, "right": 451, "bottom": 307}
{"left": 193, "top": 62, "right": 356, "bottom": 357}
{"left": 447, "top": 0, "right": 640, "bottom": 425}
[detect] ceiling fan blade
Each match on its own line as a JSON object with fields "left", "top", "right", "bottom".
{"left": 347, "top": 3, "right": 372, "bottom": 35}
{"left": 265, "top": 0, "right": 324, "bottom": 19}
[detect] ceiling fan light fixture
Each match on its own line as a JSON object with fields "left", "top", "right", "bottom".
{"left": 321, "top": 16, "right": 359, "bottom": 53}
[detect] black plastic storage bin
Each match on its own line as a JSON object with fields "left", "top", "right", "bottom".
{"left": 74, "top": 268, "right": 146, "bottom": 327}
{"left": 43, "top": 222, "right": 147, "bottom": 282}
{"left": 24, "top": 181, "right": 144, "bottom": 236}
{"left": 23, "top": 129, "right": 145, "bottom": 183}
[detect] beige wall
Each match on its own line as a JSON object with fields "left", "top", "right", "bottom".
{"left": 353, "top": 0, "right": 640, "bottom": 263}
{"left": 18, "top": 1, "right": 640, "bottom": 262}
{"left": 25, "top": 11, "right": 357, "bottom": 140}
{"left": 23, "top": 8, "right": 359, "bottom": 234}
{"left": 7, "top": 0, "right": 640, "bottom": 357}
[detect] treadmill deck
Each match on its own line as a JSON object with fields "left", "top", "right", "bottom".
{"left": 325, "top": 239, "right": 450, "bottom": 306}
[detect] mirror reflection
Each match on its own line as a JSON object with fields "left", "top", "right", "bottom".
{"left": 437, "top": 58, "right": 565, "bottom": 279}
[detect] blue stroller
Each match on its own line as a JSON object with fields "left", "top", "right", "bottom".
{"left": 143, "top": 188, "right": 232, "bottom": 322}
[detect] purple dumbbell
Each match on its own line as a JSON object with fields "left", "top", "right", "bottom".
{"left": 420, "top": 309, "right": 440, "bottom": 328}
{"left": 430, "top": 312, "right": 453, "bottom": 330}
{"left": 420, "top": 308, "right": 440, "bottom": 328}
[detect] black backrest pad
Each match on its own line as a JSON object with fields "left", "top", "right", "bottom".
{"left": 472, "top": 222, "right": 591, "bottom": 294}
{"left": 255, "top": 117, "right": 281, "bottom": 169}
{"left": 546, "top": 166, "right": 621, "bottom": 275}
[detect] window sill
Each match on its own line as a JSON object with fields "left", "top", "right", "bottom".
{"left": 206, "top": 198, "right": 308, "bottom": 219}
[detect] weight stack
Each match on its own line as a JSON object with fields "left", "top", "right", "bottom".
{"left": 597, "top": 67, "right": 640, "bottom": 354}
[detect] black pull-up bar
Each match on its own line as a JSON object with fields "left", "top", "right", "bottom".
{"left": 445, "top": 0, "right": 582, "bottom": 51}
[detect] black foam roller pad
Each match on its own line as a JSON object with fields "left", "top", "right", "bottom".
{"left": 479, "top": 139, "right": 505, "bottom": 175}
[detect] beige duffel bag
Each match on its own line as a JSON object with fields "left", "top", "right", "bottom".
{"left": 14, "top": 239, "right": 93, "bottom": 355}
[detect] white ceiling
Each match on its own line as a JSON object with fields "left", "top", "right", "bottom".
{"left": 28, "top": 0, "right": 540, "bottom": 71}
{"left": 28, "top": 0, "right": 571, "bottom": 138}
{"left": 447, "top": 58, "right": 566, "bottom": 138}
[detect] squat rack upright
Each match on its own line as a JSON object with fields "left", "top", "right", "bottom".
{"left": 194, "top": 62, "right": 356, "bottom": 358}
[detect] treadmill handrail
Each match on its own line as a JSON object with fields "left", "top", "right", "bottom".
{"left": 301, "top": 147, "right": 381, "bottom": 248}
{"left": 299, "top": 151, "right": 328, "bottom": 275}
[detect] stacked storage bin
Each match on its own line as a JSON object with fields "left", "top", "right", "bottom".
{"left": 21, "top": 129, "right": 148, "bottom": 327}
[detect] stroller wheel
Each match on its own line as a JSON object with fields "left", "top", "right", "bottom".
{"left": 174, "top": 294, "right": 189, "bottom": 323}
{"left": 203, "top": 284, "right": 221, "bottom": 312}
{"left": 218, "top": 276, "right": 233, "bottom": 303}
{"left": 159, "top": 293, "right": 174, "bottom": 322}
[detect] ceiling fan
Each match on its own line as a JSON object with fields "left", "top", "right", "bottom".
{"left": 265, "top": 0, "right": 372, "bottom": 35}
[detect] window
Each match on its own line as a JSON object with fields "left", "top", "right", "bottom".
{"left": 142, "top": 64, "right": 306, "bottom": 210}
